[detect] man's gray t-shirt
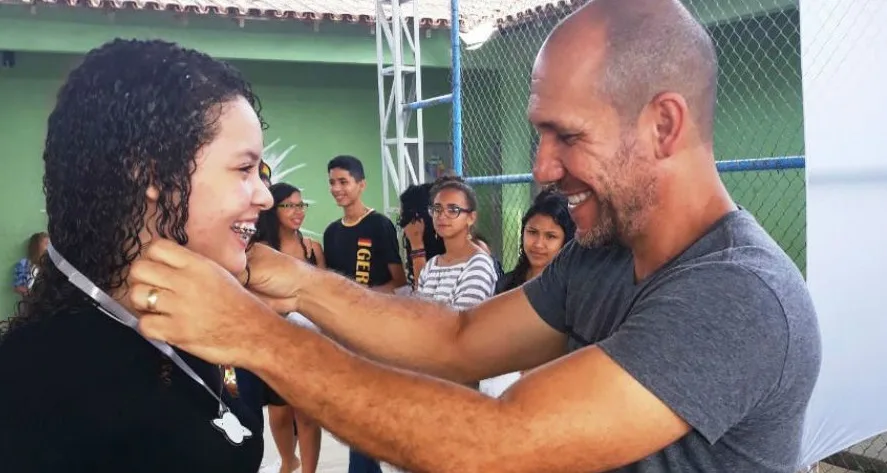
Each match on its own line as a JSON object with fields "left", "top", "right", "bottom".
{"left": 523, "top": 209, "right": 821, "bottom": 472}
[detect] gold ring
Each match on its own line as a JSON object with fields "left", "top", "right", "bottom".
{"left": 146, "top": 288, "right": 159, "bottom": 312}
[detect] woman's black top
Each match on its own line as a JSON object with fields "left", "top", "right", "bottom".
{"left": 495, "top": 269, "right": 525, "bottom": 295}
{"left": 0, "top": 306, "right": 263, "bottom": 473}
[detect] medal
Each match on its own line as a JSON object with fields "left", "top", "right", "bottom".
{"left": 212, "top": 410, "right": 253, "bottom": 445}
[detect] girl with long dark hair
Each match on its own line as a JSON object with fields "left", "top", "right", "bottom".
{"left": 495, "top": 190, "right": 576, "bottom": 294}
{"left": 0, "top": 39, "right": 270, "bottom": 472}
{"left": 254, "top": 182, "right": 324, "bottom": 473}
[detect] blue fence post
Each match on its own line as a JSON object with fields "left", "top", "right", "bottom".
{"left": 451, "top": 0, "right": 463, "bottom": 176}
{"left": 463, "top": 156, "right": 807, "bottom": 186}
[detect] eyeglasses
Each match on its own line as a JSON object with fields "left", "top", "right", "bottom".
{"left": 428, "top": 204, "right": 473, "bottom": 219}
{"left": 278, "top": 202, "right": 309, "bottom": 211}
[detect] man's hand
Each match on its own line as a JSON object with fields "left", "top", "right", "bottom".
{"left": 243, "top": 242, "right": 307, "bottom": 314}
{"left": 127, "top": 239, "right": 283, "bottom": 366}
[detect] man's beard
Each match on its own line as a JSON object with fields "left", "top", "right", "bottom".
{"left": 576, "top": 135, "right": 656, "bottom": 249}
{"left": 577, "top": 195, "right": 619, "bottom": 248}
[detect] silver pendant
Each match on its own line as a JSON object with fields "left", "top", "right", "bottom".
{"left": 212, "top": 411, "right": 253, "bottom": 446}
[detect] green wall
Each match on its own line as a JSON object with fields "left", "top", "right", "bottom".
{"left": 0, "top": 47, "right": 451, "bottom": 318}
{"left": 461, "top": 7, "right": 806, "bottom": 273}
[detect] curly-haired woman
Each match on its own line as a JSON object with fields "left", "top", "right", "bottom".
{"left": 0, "top": 39, "right": 271, "bottom": 472}
{"left": 397, "top": 183, "right": 446, "bottom": 291}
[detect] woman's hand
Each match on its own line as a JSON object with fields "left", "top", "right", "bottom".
{"left": 404, "top": 219, "right": 425, "bottom": 248}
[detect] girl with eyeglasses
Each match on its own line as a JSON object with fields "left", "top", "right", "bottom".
{"left": 253, "top": 182, "right": 324, "bottom": 473}
{"left": 414, "top": 176, "right": 498, "bottom": 312}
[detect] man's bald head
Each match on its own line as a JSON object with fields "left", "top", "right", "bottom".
{"left": 544, "top": 0, "right": 718, "bottom": 143}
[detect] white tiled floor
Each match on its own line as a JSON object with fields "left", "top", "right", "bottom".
{"left": 257, "top": 408, "right": 400, "bottom": 473}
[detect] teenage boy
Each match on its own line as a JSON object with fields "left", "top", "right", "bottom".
{"left": 322, "top": 154, "right": 406, "bottom": 473}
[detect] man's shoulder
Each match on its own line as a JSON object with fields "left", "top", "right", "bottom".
{"left": 675, "top": 210, "right": 813, "bottom": 313}
{"left": 652, "top": 218, "right": 820, "bottom": 379}
{"left": 659, "top": 248, "right": 814, "bottom": 337}
{"left": 551, "top": 240, "right": 633, "bottom": 277}
{"left": 365, "top": 210, "right": 396, "bottom": 228}
{"left": 324, "top": 218, "right": 344, "bottom": 232}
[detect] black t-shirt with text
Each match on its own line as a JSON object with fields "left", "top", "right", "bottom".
{"left": 323, "top": 210, "right": 402, "bottom": 287}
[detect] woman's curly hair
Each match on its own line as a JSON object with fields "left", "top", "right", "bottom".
{"left": 5, "top": 38, "right": 265, "bottom": 335}
{"left": 397, "top": 183, "right": 446, "bottom": 286}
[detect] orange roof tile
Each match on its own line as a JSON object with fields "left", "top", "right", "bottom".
{"left": 0, "top": 0, "right": 586, "bottom": 31}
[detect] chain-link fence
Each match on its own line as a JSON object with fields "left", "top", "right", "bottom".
{"left": 453, "top": 1, "right": 881, "bottom": 471}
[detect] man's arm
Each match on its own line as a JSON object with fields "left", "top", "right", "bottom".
{"left": 250, "top": 317, "right": 690, "bottom": 473}
{"left": 245, "top": 263, "right": 790, "bottom": 473}
{"left": 242, "top": 238, "right": 574, "bottom": 383}
{"left": 297, "top": 264, "right": 564, "bottom": 383}
{"left": 130, "top": 240, "right": 794, "bottom": 473}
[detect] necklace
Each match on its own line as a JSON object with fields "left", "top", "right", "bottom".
{"left": 342, "top": 206, "right": 372, "bottom": 226}
{"left": 47, "top": 243, "right": 254, "bottom": 446}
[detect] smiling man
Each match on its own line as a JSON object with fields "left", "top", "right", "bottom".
{"left": 129, "top": 0, "right": 821, "bottom": 472}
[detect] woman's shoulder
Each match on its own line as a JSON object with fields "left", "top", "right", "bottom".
{"left": 0, "top": 306, "right": 160, "bottom": 442}
{"left": 1, "top": 306, "right": 156, "bottom": 381}
{"left": 466, "top": 250, "right": 496, "bottom": 268}
{"left": 495, "top": 270, "right": 521, "bottom": 294}
{"left": 461, "top": 252, "right": 499, "bottom": 284}
{"left": 307, "top": 237, "right": 322, "bottom": 250}
{"left": 419, "top": 255, "right": 439, "bottom": 273}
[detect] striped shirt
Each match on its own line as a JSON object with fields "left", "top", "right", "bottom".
{"left": 416, "top": 253, "right": 519, "bottom": 398}
{"left": 416, "top": 253, "right": 498, "bottom": 310}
